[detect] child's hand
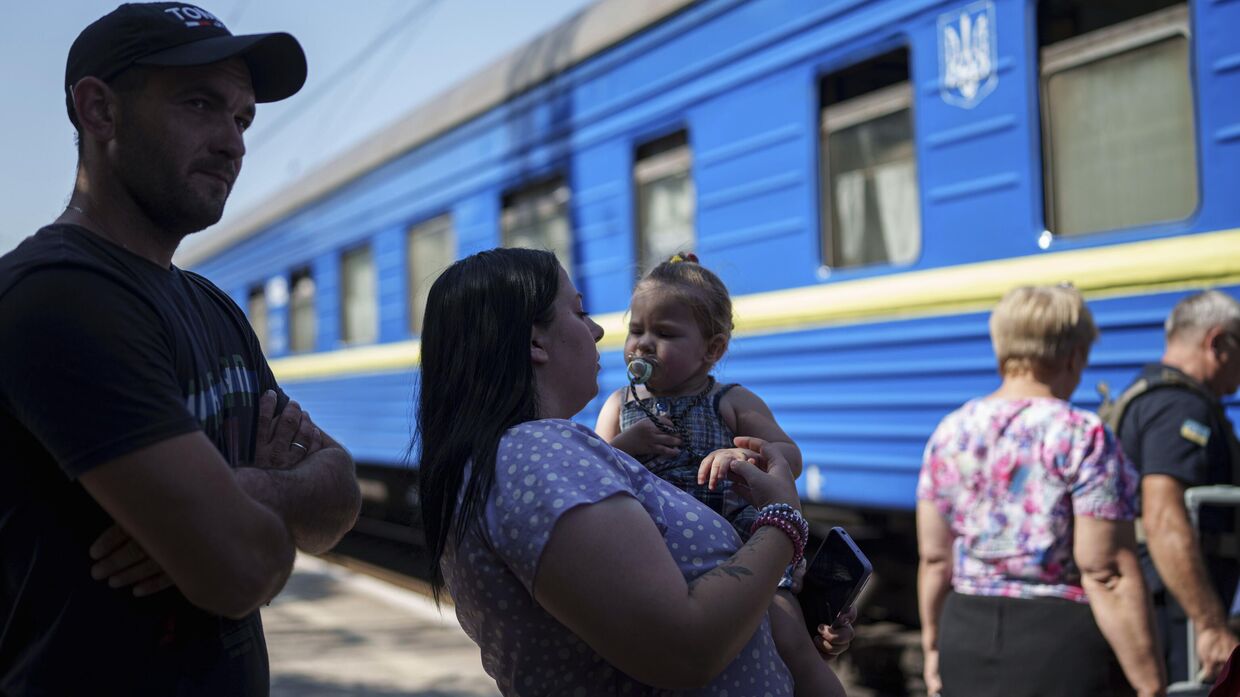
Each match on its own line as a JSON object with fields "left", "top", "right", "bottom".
{"left": 610, "top": 415, "right": 681, "bottom": 459}
{"left": 698, "top": 446, "right": 766, "bottom": 490}
{"left": 813, "top": 606, "right": 857, "bottom": 659}
{"left": 722, "top": 442, "right": 799, "bottom": 509}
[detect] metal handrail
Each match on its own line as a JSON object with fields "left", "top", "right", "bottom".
{"left": 1169, "top": 485, "right": 1240, "bottom": 693}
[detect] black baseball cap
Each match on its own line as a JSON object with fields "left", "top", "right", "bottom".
{"left": 65, "top": 2, "right": 307, "bottom": 113}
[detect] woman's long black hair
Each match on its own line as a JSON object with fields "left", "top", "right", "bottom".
{"left": 416, "top": 248, "right": 560, "bottom": 601}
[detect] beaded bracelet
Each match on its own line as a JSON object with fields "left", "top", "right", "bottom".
{"left": 750, "top": 504, "right": 807, "bottom": 565}
{"left": 749, "top": 502, "right": 809, "bottom": 566}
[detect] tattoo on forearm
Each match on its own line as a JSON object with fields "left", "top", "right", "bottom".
{"left": 718, "top": 564, "right": 754, "bottom": 581}
{"left": 687, "top": 526, "right": 790, "bottom": 590}
{"left": 689, "top": 561, "right": 754, "bottom": 590}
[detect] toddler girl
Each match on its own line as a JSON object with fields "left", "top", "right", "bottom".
{"left": 595, "top": 253, "right": 847, "bottom": 697}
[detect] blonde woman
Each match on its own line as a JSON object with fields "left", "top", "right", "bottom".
{"left": 916, "top": 285, "right": 1165, "bottom": 697}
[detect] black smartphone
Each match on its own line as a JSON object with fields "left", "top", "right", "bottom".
{"left": 799, "top": 526, "right": 872, "bottom": 634}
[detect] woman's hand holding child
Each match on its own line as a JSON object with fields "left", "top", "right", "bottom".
{"left": 722, "top": 436, "right": 800, "bottom": 511}
{"left": 699, "top": 446, "right": 765, "bottom": 491}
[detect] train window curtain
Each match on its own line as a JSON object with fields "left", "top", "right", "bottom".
{"left": 247, "top": 285, "right": 268, "bottom": 353}
{"left": 407, "top": 214, "right": 456, "bottom": 336}
{"left": 501, "top": 178, "right": 574, "bottom": 279}
{"left": 821, "top": 80, "right": 920, "bottom": 270}
{"left": 341, "top": 245, "right": 378, "bottom": 346}
{"left": 1039, "top": 3, "right": 1196, "bottom": 236}
{"left": 635, "top": 130, "right": 695, "bottom": 277}
{"left": 288, "top": 268, "right": 317, "bottom": 354}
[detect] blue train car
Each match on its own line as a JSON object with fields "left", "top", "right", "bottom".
{"left": 179, "top": 0, "right": 1240, "bottom": 553}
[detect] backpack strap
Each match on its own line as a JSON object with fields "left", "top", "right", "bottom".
{"left": 1099, "top": 368, "right": 1218, "bottom": 437}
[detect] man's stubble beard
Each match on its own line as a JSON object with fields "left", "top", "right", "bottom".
{"left": 112, "top": 119, "right": 231, "bottom": 239}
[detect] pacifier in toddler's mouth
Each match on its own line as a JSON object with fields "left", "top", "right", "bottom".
{"left": 625, "top": 355, "right": 659, "bottom": 385}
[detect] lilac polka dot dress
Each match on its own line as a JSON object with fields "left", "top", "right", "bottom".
{"left": 442, "top": 419, "right": 793, "bottom": 696}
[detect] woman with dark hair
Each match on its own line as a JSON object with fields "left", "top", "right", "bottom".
{"left": 418, "top": 248, "right": 839, "bottom": 694}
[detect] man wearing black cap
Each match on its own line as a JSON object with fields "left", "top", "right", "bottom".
{"left": 0, "top": 4, "right": 360, "bottom": 694}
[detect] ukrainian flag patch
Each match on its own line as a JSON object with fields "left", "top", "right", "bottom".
{"left": 1180, "top": 419, "right": 1211, "bottom": 447}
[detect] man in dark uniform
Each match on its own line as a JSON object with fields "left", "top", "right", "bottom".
{"left": 1115, "top": 290, "right": 1240, "bottom": 683}
{"left": 0, "top": 4, "right": 361, "bottom": 694}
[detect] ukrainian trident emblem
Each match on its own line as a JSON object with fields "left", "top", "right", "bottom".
{"left": 939, "top": 1, "right": 998, "bottom": 108}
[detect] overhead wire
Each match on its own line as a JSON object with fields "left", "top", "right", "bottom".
{"left": 244, "top": 0, "right": 441, "bottom": 154}
{"left": 312, "top": 0, "right": 445, "bottom": 144}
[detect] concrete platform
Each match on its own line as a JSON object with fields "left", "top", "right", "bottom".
{"left": 262, "top": 553, "right": 915, "bottom": 696}
{"left": 264, "top": 554, "right": 501, "bottom": 697}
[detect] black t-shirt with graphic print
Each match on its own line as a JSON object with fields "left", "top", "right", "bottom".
{"left": 0, "top": 225, "right": 283, "bottom": 696}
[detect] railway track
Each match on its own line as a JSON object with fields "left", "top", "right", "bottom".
{"left": 319, "top": 517, "right": 435, "bottom": 597}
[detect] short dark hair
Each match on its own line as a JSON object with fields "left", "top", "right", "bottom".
{"left": 416, "top": 247, "right": 560, "bottom": 601}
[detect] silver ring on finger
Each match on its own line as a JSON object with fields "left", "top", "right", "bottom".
{"left": 291, "top": 441, "right": 308, "bottom": 454}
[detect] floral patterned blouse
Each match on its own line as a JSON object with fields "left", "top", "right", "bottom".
{"left": 917, "top": 397, "right": 1139, "bottom": 602}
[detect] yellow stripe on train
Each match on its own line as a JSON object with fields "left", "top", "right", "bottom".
{"left": 270, "top": 227, "right": 1240, "bottom": 382}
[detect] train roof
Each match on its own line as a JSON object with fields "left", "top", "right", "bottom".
{"left": 176, "top": 0, "right": 696, "bottom": 267}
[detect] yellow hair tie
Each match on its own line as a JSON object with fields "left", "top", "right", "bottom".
{"left": 669, "top": 252, "right": 699, "bottom": 264}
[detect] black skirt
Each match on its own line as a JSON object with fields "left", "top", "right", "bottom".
{"left": 938, "top": 591, "right": 1134, "bottom": 697}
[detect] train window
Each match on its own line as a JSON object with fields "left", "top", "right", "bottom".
{"left": 819, "top": 49, "right": 920, "bottom": 271}
{"left": 407, "top": 214, "right": 456, "bottom": 335}
{"left": 288, "top": 268, "right": 317, "bottom": 353}
{"left": 1039, "top": 2, "right": 1195, "bottom": 236}
{"left": 340, "top": 245, "right": 377, "bottom": 346}
{"left": 247, "top": 285, "right": 268, "bottom": 353}
{"left": 501, "top": 177, "right": 573, "bottom": 278}
{"left": 635, "top": 130, "right": 694, "bottom": 276}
